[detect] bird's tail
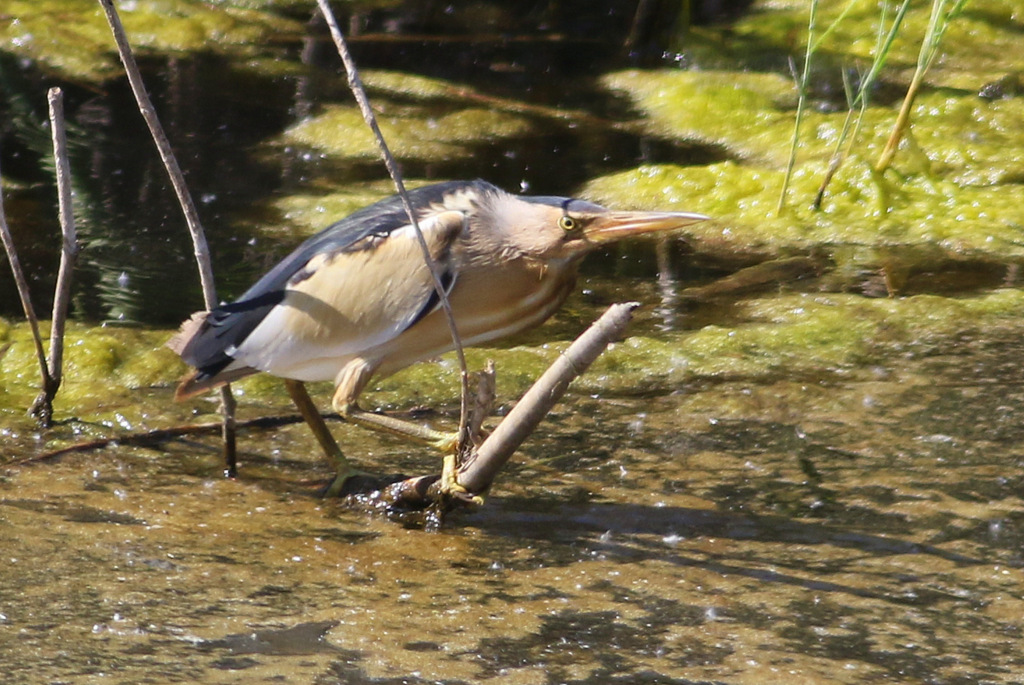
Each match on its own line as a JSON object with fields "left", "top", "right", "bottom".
{"left": 166, "top": 310, "right": 208, "bottom": 359}
{"left": 167, "top": 311, "right": 257, "bottom": 400}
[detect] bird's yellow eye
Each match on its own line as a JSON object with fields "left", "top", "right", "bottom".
{"left": 558, "top": 215, "right": 577, "bottom": 232}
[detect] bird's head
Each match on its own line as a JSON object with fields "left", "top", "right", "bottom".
{"left": 472, "top": 188, "right": 708, "bottom": 263}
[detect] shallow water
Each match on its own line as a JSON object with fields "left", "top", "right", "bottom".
{"left": 3, "top": 312, "right": 1023, "bottom": 683}
{"left": 3, "top": 1, "right": 1024, "bottom": 682}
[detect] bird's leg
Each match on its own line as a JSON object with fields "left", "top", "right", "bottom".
{"left": 284, "top": 379, "right": 363, "bottom": 497}
{"left": 438, "top": 363, "right": 495, "bottom": 504}
{"left": 335, "top": 403, "right": 459, "bottom": 454}
{"left": 439, "top": 452, "right": 484, "bottom": 505}
{"left": 332, "top": 359, "right": 460, "bottom": 453}
{"left": 332, "top": 360, "right": 481, "bottom": 504}
{"left": 339, "top": 401, "right": 485, "bottom": 504}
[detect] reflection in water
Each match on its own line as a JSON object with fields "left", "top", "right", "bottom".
{"left": 654, "top": 237, "right": 679, "bottom": 331}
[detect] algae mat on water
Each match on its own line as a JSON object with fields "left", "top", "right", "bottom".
{"left": 586, "top": 71, "right": 1024, "bottom": 266}
{"left": 581, "top": 0, "right": 1024, "bottom": 268}
{"left": 0, "top": 0, "right": 303, "bottom": 81}
{"left": 6, "top": 288, "right": 1024, "bottom": 462}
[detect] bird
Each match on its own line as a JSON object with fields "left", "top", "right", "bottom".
{"left": 169, "top": 179, "right": 706, "bottom": 496}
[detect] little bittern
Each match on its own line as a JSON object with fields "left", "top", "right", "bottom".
{"left": 169, "top": 180, "right": 705, "bottom": 495}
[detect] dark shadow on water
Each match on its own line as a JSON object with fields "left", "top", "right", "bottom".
{"left": 461, "top": 498, "right": 1000, "bottom": 605}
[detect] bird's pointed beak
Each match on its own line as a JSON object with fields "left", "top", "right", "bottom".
{"left": 583, "top": 210, "right": 709, "bottom": 244}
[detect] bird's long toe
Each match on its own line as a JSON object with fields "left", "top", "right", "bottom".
{"left": 321, "top": 466, "right": 378, "bottom": 498}
{"left": 439, "top": 454, "right": 485, "bottom": 505}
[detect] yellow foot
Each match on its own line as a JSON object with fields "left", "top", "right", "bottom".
{"left": 439, "top": 454, "right": 485, "bottom": 506}
{"left": 321, "top": 467, "right": 376, "bottom": 498}
{"left": 431, "top": 432, "right": 460, "bottom": 454}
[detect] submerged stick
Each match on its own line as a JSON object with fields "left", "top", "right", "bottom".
{"left": 17, "top": 413, "right": 312, "bottom": 465}
{"left": 315, "top": 0, "right": 473, "bottom": 447}
{"left": 98, "top": 0, "right": 238, "bottom": 475}
{"left": 456, "top": 302, "right": 639, "bottom": 494}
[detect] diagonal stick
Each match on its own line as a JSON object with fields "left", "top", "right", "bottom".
{"left": 97, "top": 0, "right": 238, "bottom": 474}
{"left": 0, "top": 163, "right": 50, "bottom": 399}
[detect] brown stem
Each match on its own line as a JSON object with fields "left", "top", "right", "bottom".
{"left": 0, "top": 152, "right": 52, "bottom": 419}
{"left": 27, "top": 88, "right": 81, "bottom": 426}
{"left": 45, "top": 87, "right": 78, "bottom": 387}
{"left": 98, "top": 0, "right": 236, "bottom": 472}
{"left": 875, "top": 67, "right": 926, "bottom": 173}
{"left": 97, "top": 0, "right": 216, "bottom": 306}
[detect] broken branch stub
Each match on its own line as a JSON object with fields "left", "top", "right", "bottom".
{"left": 454, "top": 302, "right": 640, "bottom": 495}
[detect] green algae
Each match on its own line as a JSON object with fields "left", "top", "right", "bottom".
{"left": 602, "top": 70, "right": 1024, "bottom": 184}
{"left": 374, "top": 288, "right": 1024, "bottom": 408}
{"left": 727, "top": 0, "right": 1024, "bottom": 88}
{"left": 0, "top": 0, "right": 300, "bottom": 81}
{"left": 909, "top": 93, "right": 1024, "bottom": 186}
{"left": 367, "top": 346, "right": 555, "bottom": 411}
{"left": 7, "top": 284, "right": 1024, "bottom": 438}
{"left": 581, "top": 288, "right": 1024, "bottom": 394}
{"left": 171, "top": 288, "right": 1024, "bottom": 424}
{"left": 264, "top": 179, "right": 433, "bottom": 238}
{"left": 0, "top": 321, "right": 186, "bottom": 414}
{"left": 598, "top": 0, "right": 1024, "bottom": 261}
{"left": 582, "top": 161, "right": 1024, "bottom": 263}
{"left": 603, "top": 70, "right": 797, "bottom": 166}
{"left": 282, "top": 103, "right": 532, "bottom": 162}
{"left": 362, "top": 70, "right": 463, "bottom": 101}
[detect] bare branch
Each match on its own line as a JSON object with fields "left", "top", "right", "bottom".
{"left": 456, "top": 302, "right": 640, "bottom": 494}
{"left": 97, "top": 0, "right": 237, "bottom": 473}
{"left": 0, "top": 150, "right": 51, "bottom": 413}
{"left": 16, "top": 413, "right": 310, "bottom": 466}
{"left": 46, "top": 89, "right": 79, "bottom": 381}
{"left": 97, "top": 0, "right": 216, "bottom": 307}
{"left": 24, "top": 88, "right": 80, "bottom": 425}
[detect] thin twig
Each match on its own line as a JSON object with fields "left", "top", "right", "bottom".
{"left": 14, "top": 413, "right": 313, "bottom": 466}
{"left": 27, "top": 88, "right": 80, "bottom": 425}
{"left": 0, "top": 154, "right": 51, "bottom": 410}
{"left": 97, "top": 0, "right": 237, "bottom": 474}
{"left": 315, "top": 0, "right": 473, "bottom": 446}
{"left": 456, "top": 302, "right": 640, "bottom": 494}
{"left": 97, "top": 1, "right": 216, "bottom": 305}
{"left": 45, "top": 87, "right": 78, "bottom": 388}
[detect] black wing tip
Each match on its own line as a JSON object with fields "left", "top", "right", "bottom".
{"left": 173, "top": 364, "right": 258, "bottom": 401}
{"left": 168, "top": 291, "right": 284, "bottom": 371}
